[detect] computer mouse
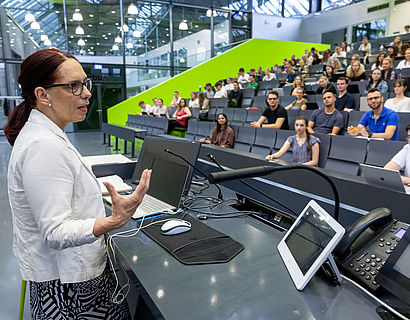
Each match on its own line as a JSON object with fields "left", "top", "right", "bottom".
{"left": 161, "top": 219, "right": 192, "bottom": 236}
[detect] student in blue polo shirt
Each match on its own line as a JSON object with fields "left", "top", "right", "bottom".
{"left": 347, "top": 88, "right": 399, "bottom": 140}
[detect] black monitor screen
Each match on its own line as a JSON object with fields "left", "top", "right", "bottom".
{"left": 132, "top": 136, "right": 201, "bottom": 196}
{"left": 148, "top": 158, "right": 189, "bottom": 207}
{"left": 284, "top": 206, "right": 336, "bottom": 275}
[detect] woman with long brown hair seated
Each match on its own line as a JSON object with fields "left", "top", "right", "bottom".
{"left": 200, "top": 113, "right": 235, "bottom": 148}
{"left": 167, "top": 98, "right": 192, "bottom": 134}
{"left": 347, "top": 60, "right": 366, "bottom": 82}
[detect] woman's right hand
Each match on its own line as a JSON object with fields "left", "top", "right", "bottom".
{"left": 265, "top": 155, "right": 272, "bottom": 161}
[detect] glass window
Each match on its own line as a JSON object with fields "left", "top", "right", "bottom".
{"left": 126, "top": 66, "right": 171, "bottom": 98}
{"left": 352, "top": 19, "right": 386, "bottom": 43}
{"left": 214, "top": 11, "right": 229, "bottom": 56}
{"left": 252, "top": 0, "right": 282, "bottom": 16}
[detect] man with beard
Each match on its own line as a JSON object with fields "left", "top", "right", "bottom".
{"left": 348, "top": 88, "right": 399, "bottom": 140}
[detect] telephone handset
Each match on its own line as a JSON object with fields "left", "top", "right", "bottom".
{"left": 334, "top": 207, "right": 408, "bottom": 293}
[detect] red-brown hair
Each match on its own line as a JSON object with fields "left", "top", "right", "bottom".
{"left": 4, "top": 48, "right": 77, "bottom": 146}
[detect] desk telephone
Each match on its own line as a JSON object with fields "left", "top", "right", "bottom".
{"left": 333, "top": 208, "right": 408, "bottom": 293}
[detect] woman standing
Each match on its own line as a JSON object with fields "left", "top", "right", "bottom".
{"left": 5, "top": 48, "right": 151, "bottom": 319}
{"left": 364, "top": 68, "right": 388, "bottom": 94}
{"left": 167, "top": 98, "right": 192, "bottom": 134}
{"left": 200, "top": 113, "right": 235, "bottom": 148}
{"left": 265, "top": 116, "right": 320, "bottom": 166}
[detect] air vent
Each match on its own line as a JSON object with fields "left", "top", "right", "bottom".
{"left": 367, "top": 3, "right": 389, "bottom": 13}
{"left": 394, "top": 0, "right": 408, "bottom": 5}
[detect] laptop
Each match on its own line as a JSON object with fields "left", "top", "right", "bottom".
{"left": 360, "top": 164, "right": 410, "bottom": 194}
{"left": 130, "top": 136, "right": 201, "bottom": 219}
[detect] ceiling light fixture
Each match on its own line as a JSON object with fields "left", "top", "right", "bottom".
{"left": 73, "top": 8, "right": 83, "bottom": 21}
{"left": 115, "top": 36, "right": 122, "bottom": 43}
{"left": 122, "top": 24, "right": 129, "bottom": 32}
{"left": 112, "top": 44, "right": 119, "bottom": 51}
{"left": 178, "top": 20, "right": 188, "bottom": 30}
{"left": 128, "top": 3, "right": 138, "bottom": 15}
{"left": 75, "top": 25, "right": 84, "bottom": 35}
{"left": 133, "top": 30, "right": 141, "bottom": 38}
{"left": 24, "top": 13, "right": 35, "bottom": 22}
{"left": 126, "top": 42, "right": 133, "bottom": 49}
{"left": 77, "top": 38, "right": 85, "bottom": 46}
{"left": 30, "top": 21, "right": 40, "bottom": 30}
{"left": 40, "top": 35, "right": 48, "bottom": 41}
{"left": 206, "top": 9, "right": 217, "bottom": 17}
{"left": 44, "top": 39, "right": 52, "bottom": 46}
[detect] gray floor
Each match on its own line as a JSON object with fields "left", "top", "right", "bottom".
{"left": 0, "top": 131, "right": 131, "bottom": 319}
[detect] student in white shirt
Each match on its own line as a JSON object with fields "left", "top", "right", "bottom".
{"left": 384, "top": 79, "right": 410, "bottom": 112}
{"left": 224, "top": 77, "right": 234, "bottom": 91}
{"left": 238, "top": 67, "right": 250, "bottom": 89}
{"left": 385, "top": 124, "right": 410, "bottom": 186}
{"left": 262, "top": 68, "right": 276, "bottom": 81}
{"left": 213, "top": 81, "right": 227, "bottom": 98}
{"left": 154, "top": 98, "right": 167, "bottom": 116}
{"left": 396, "top": 48, "right": 410, "bottom": 71}
{"left": 4, "top": 48, "right": 151, "bottom": 318}
{"left": 170, "top": 90, "right": 182, "bottom": 107}
{"left": 137, "top": 100, "right": 153, "bottom": 115}
{"left": 189, "top": 91, "right": 199, "bottom": 108}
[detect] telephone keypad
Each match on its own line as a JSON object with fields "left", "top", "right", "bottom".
{"left": 342, "top": 220, "right": 408, "bottom": 293}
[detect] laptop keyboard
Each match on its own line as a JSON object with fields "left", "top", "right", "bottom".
{"left": 132, "top": 194, "right": 175, "bottom": 219}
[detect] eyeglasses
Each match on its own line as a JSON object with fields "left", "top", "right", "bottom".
{"left": 267, "top": 97, "right": 278, "bottom": 101}
{"left": 407, "top": 135, "right": 410, "bottom": 140}
{"left": 43, "top": 78, "right": 92, "bottom": 96}
{"left": 367, "top": 96, "right": 382, "bottom": 101}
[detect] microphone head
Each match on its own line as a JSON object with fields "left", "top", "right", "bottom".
{"left": 164, "top": 148, "right": 171, "bottom": 153}
{"left": 207, "top": 153, "right": 215, "bottom": 161}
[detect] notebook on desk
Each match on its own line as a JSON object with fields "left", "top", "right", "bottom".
{"left": 130, "top": 136, "right": 201, "bottom": 219}
{"left": 360, "top": 164, "right": 410, "bottom": 194}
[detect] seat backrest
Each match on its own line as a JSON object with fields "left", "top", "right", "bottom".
{"left": 241, "top": 97, "right": 253, "bottom": 108}
{"left": 313, "top": 133, "right": 331, "bottom": 168}
{"left": 253, "top": 96, "right": 267, "bottom": 108}
{"left": 190, "top": 108, "right": 199, "bottom": 119}
{"left": 274, "top": 129, "right": 294, "bottom": 149}
{"left": 366, "top": 139, "right": 407, "bottom": 167}
{"left": 186, "top": 120, "right": 199, "bottom": 135}
{"left": 232, "top": 108, "right": 247, "bottom": 123}
{"left": 328, "top": 135, "right": 368, "bottom": 163}
{"left": 243, "top": 88, "right": 256, "bottom": 98}
{"left": 246, "top": 108, "right": 262, "bottom": 122}
{"left": 280, "top": 95, "right": 295, "bottom": 107}
{"left": 207, "top": 107, "right": 217, "bottom": 121}
{"left": 299, "top": 109, "right": 314, "bottom": 121}
{"left": 217, "top": 97, "right": 228, "bottom": 108}
{"left": 236, "top": 125, "right": 256, "bottom": 144}
{"left": 197, "top": 121, "right": 211, "bottom": 137}
{"left": 347, "top": 110, "right": 365, "bottom": 127}
{"left": 257, "top": 89, "right": 267, "bottom": 96}
{"left": 209, "top": 98, "right": 219, "bottom": 109}
{"left": 254, "top": 127, "right": 277, "bottom": 148}
{"left": 351, "top": 94, "right": 361, "bottom": 111}
{"left": 282, "top": 86, "right": 293, "bottom": 96}
{"left": 224, "top": 108, "right": 235, "bottom": 123}
{"left": 398, "top": 112, "right": 410, "bottom": 141}
{"left": 287, "top": 109, "right": 300, "bottom": 129}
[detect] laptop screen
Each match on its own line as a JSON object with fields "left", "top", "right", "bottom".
{"left": 148, "top": 157, "right": 189, "bottom": 207}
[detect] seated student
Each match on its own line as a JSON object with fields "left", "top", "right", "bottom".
{"left": 335, "top": 77, "right": 355, "bottom": 111}
{"left": 263, "top": 68, "right": 276, "bottom": 81}
{"left": 398, "top": 43, "right": 409, "bottom": 58}
{"left": 137, "top": 100, "right": 153, "bottom": 115}
{"left": 238, "top": 67, "right": 250, "bottom": 89}
{"left": 372, "top": 52, "right": 386, "bottom": 71}
{"left": 290, "top": 76, "right": 305, "bottom": 95}
{"left": 396, "top": 48, "right": 410, "bottom": 71}
{"left": 341, "top": 41, "right": 351, "bottom": 53}
{"left": 200, "top": 113, "right": 234, "bottom": 148}
{"left": 384, "top": 124, "right": 410, "bottom": 186}
{"left": 384, "top": 79, "right": 410, "bottom": 112}
{"left": 224, "top": 77, "right": 234, "bottom": 91}
{"left": 265, "top": 116, "right": 320, "bottom": 166}
{"left": 324, "top": 65, "right": 338, "bottom": 83}
{"left": 285, "top": 88, "right": 307, "bottom": 110}
{"left": 348, "top": 88, "right": 399, "bottom": 140}
{"left": 214, "top": 81, "right": 228, "bottom": 98}
{"left": 170, "top": 91, "right": 182, "bottom": 107}
{"left": 228, "top": 81, "right": 243, "bottom": 108}
{"left": 346, "top": 54, "right": 365, "bottom": 74}
{"left": 249, "top": 68, "right": 257, "bottom": 78}
{"left": 189, "top": 91, "right": 199, "bottom": 108}
{"left": 153, "top": 98, "right": 167, "bottom": 117}
{"left": 389, "top": 36, "right": 402, "bottom": 51}
{"left": 257, "top": 66, "right": 263, "bottom": 77}
{"left": 330, "top": 57, "right": 344, "bottom": 72}
{"left": 198, "top": 92, "right": 210, "bottom": 119}
{"left": 285, "top": 67, "right": 296, "bottom": 85}
{"left": 381, "top": 57, "right": 397, "bottom": 81}
{"left": 246, "top": 75, "right": 259, "bottom": 91}
{"left": 387, "top": 45, "right": 399, "bottom": 61}
{"left": 250, "top": 91, "right": 289, "bottom": 129}
{"left": 316, "top": 76, "right": 337, "bottom": 94}
{"left": 298, "top": 58, "right": 309, "bottom": 80}
{"left": 364, "top": 68, "right": 388, "bottom": 95}
{"left": 167, "top": 98, "right": 192, "bottom": 134}
{"left": 358, "top": 37, "right": 372, "bottom": 63}
{"left": 203, "top": 83, "right": 215, "bottom": 99}
{"left": 347, "top": 60, "right": 367, "bottom": 82}
{"left": 331, "top": 46, "right": 346, "bottom": 63}
{"left": 308, "top": 90, "right": 344, "bottom": 135}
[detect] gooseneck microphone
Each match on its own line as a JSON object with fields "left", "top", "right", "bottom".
{"left": 207, "top": 154, "right": 298, "bottom": 219}
{"left": 164, "top": 148, "right": 224, "bottom": 200}
{"left": 207, "top": 162, "right": 340, "bottom": 222}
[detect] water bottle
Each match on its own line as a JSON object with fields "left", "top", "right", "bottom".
{"left": 380, "top": 44, "right": 384, "bottom": 52}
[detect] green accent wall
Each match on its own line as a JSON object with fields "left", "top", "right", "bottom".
{"left": 107, "top": 38, "right": 330, "bottom": 125}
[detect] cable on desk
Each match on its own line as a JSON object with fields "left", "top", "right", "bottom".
{"left": 341, "top": 275, "right": 409, "bottom": 320}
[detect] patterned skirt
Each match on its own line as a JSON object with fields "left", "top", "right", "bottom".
{"left": 29, "top": 267, "right": 131, "bottom": 320}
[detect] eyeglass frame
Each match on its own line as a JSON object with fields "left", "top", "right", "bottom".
{"left": 43, "top": 78, "right": 92, "bottom": 96}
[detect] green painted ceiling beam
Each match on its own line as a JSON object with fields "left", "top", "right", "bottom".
{"left": 107, "top": 38, "right": 330, "bottom": 125}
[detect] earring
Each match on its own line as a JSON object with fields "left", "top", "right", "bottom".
{"left": 48, "top": 103, "right": 51, "bottom": 107}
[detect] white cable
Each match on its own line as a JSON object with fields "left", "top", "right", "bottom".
{"left": 341, "top": 275, "right": 410, "bottom": 320}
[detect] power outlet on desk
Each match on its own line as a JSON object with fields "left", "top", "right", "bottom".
{"left": 229, "top": 194, "right": 294, "bottom": 232}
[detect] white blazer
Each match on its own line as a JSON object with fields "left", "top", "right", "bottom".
{"left": 8, "top": 109, "right": 106, "bottom": 283}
